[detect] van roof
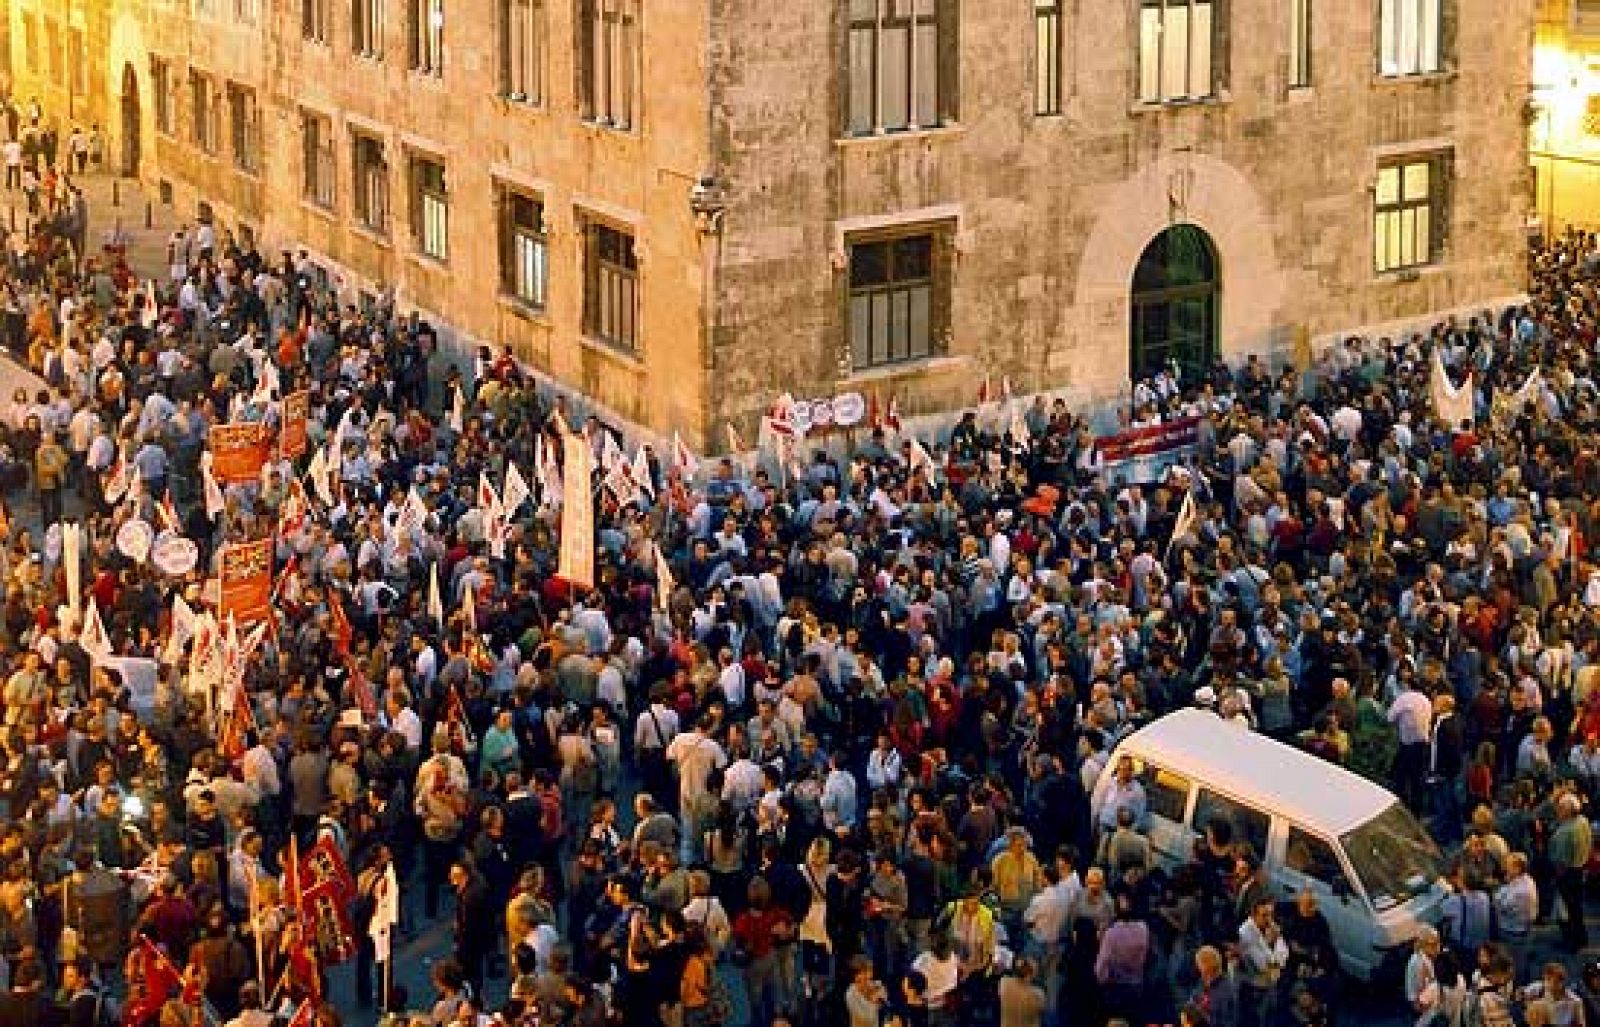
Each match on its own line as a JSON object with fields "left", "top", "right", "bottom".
{"left": 1116, "top": 708, "right": 1399, "bottom": 836}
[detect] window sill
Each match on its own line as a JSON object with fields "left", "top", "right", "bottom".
{"left": 1374, "top": 262, "right": 1445, "bottom": 284}
{"left": 301, "top": 199, "right": 337, "bottom": 222}
{"left": 843, "top": 353, "right": 971, "bottom": 385}
{"left": 1285, "top": 85, "right": 1315, "bottom": 103}
{"left": 579, "top": 118, "right": 638, "bottom": 136}
{"left": 501, "top": 94, "right": 546, "bottom": 113}
{"left": 834, "top": 123, "right": 965, "bottom": 148}
{"left": 410, "top": 69, "right": 446, "bottom": 85}
{"left": 579, "top": 333, "right": 644, "bottom": 368}
{"left": 1372, "top": 68, "right": 1456, "bottom": 87}
{"left": 353, "top": 50, "right": 384, "bottom": 63}
{"left": 349, "top": 223, "right": 391, "bottom": 248}
{"left": 497, "top": 294, "right": 550, "bottom": 323}
{"left": 1128, "top": 92, "right": 1231, "bottom": 116}
{"left": 409, "top": 250, "right": 450, "bottom": 272}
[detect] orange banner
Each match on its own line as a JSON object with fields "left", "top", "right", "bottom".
{"left": 219, "top": 539, "right": 273, "bottom": 625}
{"left": 280, "top": 391, "right": 310, "bottom": 460}
{"left": 209, "top": 422, "right": 274, "bottom": 485}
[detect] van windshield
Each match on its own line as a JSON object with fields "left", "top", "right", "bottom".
{"left": 1340, "top": 802, "right": 1444, "bottom": 911}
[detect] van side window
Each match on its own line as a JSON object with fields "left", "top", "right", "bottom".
{"left": 1143, "top": 766, "right": 1191, "bottom": 824}
{"left": 1193, "top": 789, "right": 1270, "bottom": 859}
{"left": 1285, "top": 827, "right": 1345, "bottom": 888}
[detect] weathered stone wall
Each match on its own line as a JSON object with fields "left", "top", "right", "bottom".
{"left": 708, "top": 0, "right": 1532, "bottom": 439}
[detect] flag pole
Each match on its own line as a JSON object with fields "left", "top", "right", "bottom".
{"left": 249, "top": 866, "right": 267, "bottom": 999}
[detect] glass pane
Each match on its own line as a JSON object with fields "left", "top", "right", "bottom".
{"left": 1194, "top": 789, "right": 1270, "bottom": 858}
{"left": 1415, "top": 206, "right": 1430, "bottom": 264}
{"left": 1144, "top": 767, "right": 1191, "bottom": 823}
{"left": 1379, "top": 0, "right": 1397, "bottom": 73}
{"left": 1419, "top": 0, "right": 1439, "bottom": 71}
{"left": 909, "top": 284, "right": 931, "bottom": 358}
{"left": 1374, "top": 212, "right": 1389, "bottom": 271}
{"left": 849, "top": 28, "right": 875, "bottom": 133}
{"left": 1403, "top": 161, "right": 1430, "bottom": 199}
{"left": 913, "top": 21, "right": 938, "bottom": 126}
{"left": 851, "top": 242, "right": 889, "bottom": 288}
{"left": 871, "top": 293, "right": 892, "bottom": 366}
{"left": 1139, "top": 7, "right": 1162, "bottom": 101}
{"left": 1398, "top": 0, "right": 1419, "bottom": 74}
{"left": 1376, "top": 167, "right": 1399, "bottom": 205}
{"left": 851, "top": 295, "right": 872, "bottom": 368}
{"left": 1190, "top": 1, "right": 1212, "bottom": 97}
{"left": 881, "top": 24, "right": 910, "bottom": 129}
{"left": 850, "top": 0, "right": 876, "bottom": 18}
{"left": 1285, "top": 829, "right": 1345, "bottom": 887}
{"left": 1162, "top": 6, "right": 1189, "bottom": 100}
{"left": 895, "top": 236, "right": 933, "bottom": 281}
{"left": 1036, "top": 13, "right": 1059, "bottom": 113}
{"left": 890, "top": 290, "right": 911, "bottom": 362}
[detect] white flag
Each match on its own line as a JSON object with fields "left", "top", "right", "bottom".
{"left": 908, "top": 436, "right": 937, "bottom": 480}
{"left": 62, "top": 522, "right": 81, "bottom": 618}
{"left": 503, "top": 462, "right": 532, "bottom": 517}
{"left": 449, "top": 383, "right": 465, "bottom": 433}
{"left": 427, "top": 562, "right": 444, "bottom": 625}
{"left": 201, "top": 454, "right": 226, "bottom": 521}
{"left": 370, "top": 862, "right": 400, "bottom": 962}
{"left": 653, "top": 542, "right": 674, "bottom": 613}
{"left": 1171, "top": 490, "right": 1199, "bottom": 548}
{"left": 672, "top": 431, "right": 701, "bottom": 481}
{"left": 307, "top": 445, "right": 334, "bottom": 507}
{"left": 1430, "top": 351, "right": 1475, "bottom": 428}
{"left": 81, "top": 598, "right": 112, "bottom": 663}
{"left": 164, "top": 594, "right": 197, "bottom": 665}
{"left": 631, "top": 446, "right": 655, "bottom": 499}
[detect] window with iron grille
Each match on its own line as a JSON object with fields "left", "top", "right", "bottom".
{"left": 411, "top": 155, "right": 448, "bottom": 260}
{"left": 302, "top": 113, "right": 336, "bottom": 208}
{"left": 500, "top": 189, "right": 548, "bottom": 308}
{"left": 847, "top": 229, "right": 951, "bottom": 369}
{"left": 353, "top": 133, "right": 389, "bottom": 233}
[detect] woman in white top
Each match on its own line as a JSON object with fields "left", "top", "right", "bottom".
{"left": 798, "top": 835, "right": 834, "bottom": 994}
{"left": 911, "top": 931, "right": 961, "bottom": 1024}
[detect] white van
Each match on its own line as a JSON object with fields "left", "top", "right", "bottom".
{"left": 1091, "top": 708, "right": 1447, "bottom": 981}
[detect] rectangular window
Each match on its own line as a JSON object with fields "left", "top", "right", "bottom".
{"left": 847, "top": 229, "right": 951, "bottom": 370}
{"left": 411, "top": 155, "right": 448, "bottom": 260}
{"left": 68, "top": 28, "right": 87, "bottom": 94}
{"left": 578, "top": 0, "right": 638, "bottom": 129}
{"left": 1290, "top": 0, "right": 1311, "bottom": 86}
{"left": 500, "top": 189, "right": 548, "bottom": 308}
{"left": 353, "top": 0, "right": 385, "bottom": 57}
{"left": 582, "top": 219, "right": 638, "bottom": 351}
{"left": 1138, "top": 0, "right": 1214, "bottom": 102}
{"left": 303, "top": 0, "right": 331, "bottom": 43}
{"left": 153, "top": 59, "right": 175, "bottom": 134}
{"left": 353, "top": 133, "right": 389, "bottom": 233}
{"left": 190, "top": 71, "right": 217, "bottom": 153}
{"left": 1035, "top": 0, "right": 1063, "bottom": 115}
{"left": 1285, "top": 827, "right": 1346, "bottom": 888}
{"left": 504, "top": 0, "right": 545, "bottom": 102}
{"left": 1193, "top": 789, "right": 1271, "bottom": 858}
{"left": 1377, "top": 0, "right": 1440, "bottom": 76}
{"left": 411, "top": 0, "right": 445, "bottom": 75}
{"left": 847, "top": 0, "right": 947, "bottom": 136}
{"left": 1143, "top": 766, "right": 1193, "bottom": 824}
{"left": 302, "top": 112, "right": 336, "bottom": 208}
{"left": 21, "top": 16, "right": 37, "bottom": 75}
{"left": 228, "top": 84, "right": 261, "bottom": 174}
{"left": 1374, "top": 154, "right": 1447, "bottom": 272}
{"left": 45, "top": 21, "right": 62, "bottom": 85}
{"left": 234, "top": 0, "right": 260, "bottom": 22}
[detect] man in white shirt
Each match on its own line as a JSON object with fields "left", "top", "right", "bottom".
{"left": 1493, "top": 852, "right": 1538, "bottom": 941}
{"left": 865, "top": 734, "right": 903, "bottom": 791}
{"left": 716, "top": 648, "right": 746, "bottom": 710}
{"left": 721, "top": 748, "right": 764, "bottom": 814}
{"left": 666, "top": 717, "right": 727, "bottom": 843}
{"left": 1387, "top": 680, "right": 1433, "bottom": 806}
{"left": 1237, "top": 897, "right": 1289, "bottom": 1023}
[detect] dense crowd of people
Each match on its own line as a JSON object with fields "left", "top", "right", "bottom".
{"left": 3, "top": 99, "right": 1600, "bottom": 1027}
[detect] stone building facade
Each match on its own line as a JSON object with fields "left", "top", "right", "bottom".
{"left": 7, "top": 0, "right": 1533, "bottom": 447}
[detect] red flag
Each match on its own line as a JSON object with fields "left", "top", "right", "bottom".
{"left": 123, "top": 938, "right": 182, "bottom": 1026}
{"left": 287, "top": 1001, "right": 316, "bottom": 1027}
{"left": 868, "top": 391, "right": 882, "bottom": 431}
{"left": 285, "top": 834, "right": 303, "bottom": 909}
{"left": 284, "top": 921, "right": 323, "bottom": 1000}
{"left": 347, "top": 660, "right": 377, "bottom": 721}
{"left": 299, "top": 879, "right": 358, "bottom": 965}
{"left": 977, "top": 375, "right": 992, "bottom": 405}
{"left": 886, "top": 396, "right": 902, "bottom": 433}
{"left": 328, "top": 591, "right": 352, "bottom": 657}
{"left": 445, "top": 684, "right": 477, "bottom": 756}
{"left": 299, "top": 835, "right": 356, "bottom": 903}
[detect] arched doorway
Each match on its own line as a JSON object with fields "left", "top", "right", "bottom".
{"left": 1129, "top": 224, "right": 1219, "bottom": 384}
{"left": 120, "top": 64, "right": 141, "bottom": 177}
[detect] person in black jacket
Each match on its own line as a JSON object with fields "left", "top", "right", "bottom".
{"left": 1429, "top": 692, "right": 1467, "bottom": 845}
{"left": 449, "top": 858, "right": 492, "bottom": 997}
